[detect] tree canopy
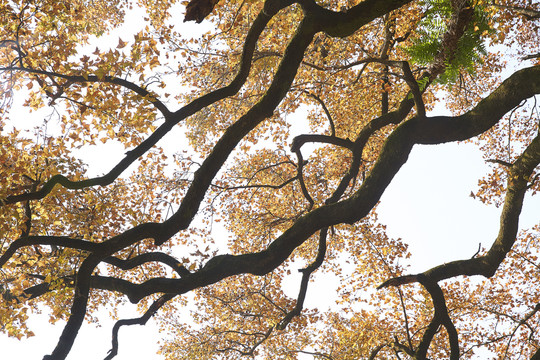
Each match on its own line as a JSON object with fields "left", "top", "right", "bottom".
{"left": 1, "top": 0, "right": 539, "bottom": 359}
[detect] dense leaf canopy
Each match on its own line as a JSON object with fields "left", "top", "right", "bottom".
{"left": 1, "top": 0, "right": 539, "bottom": 359}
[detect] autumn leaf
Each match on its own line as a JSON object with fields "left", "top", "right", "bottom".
{"left": 116, "top": 37, "right": 128, "bottom": 49}
{"left": 1, "top": 0, "right": 539, "bottom": 359}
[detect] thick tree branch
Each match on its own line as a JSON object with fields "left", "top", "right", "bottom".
{"left": 40, "top": 1, "right": 307, "bottom": 357}
{"left": 1, "top": 0, "right": 288, "bottom": 208}
{"left": 415, "top": 275, "right": 459, "bottom": 360}
{"left": 11, "top": 274, "right": 161, "bottom": 305}
{"left": 291, "top": 134, "right": 354, "bottom": 152}
{"left": 11, "top": 66, "right": 540, "bottom": 315}
{"left": 320, "top": 0, "right": 478, "bottom": 203}
{"left": 103, "top": 252, "right": 191, "bottom": 278}
{"left": 276, "top": 227, "right": 327, "bottom": 330}
{"left": 325, "top": 95, "right": 416, "bottom": 205}
{"left": 300, "top": 0, "right": 414, "bottom": 38}
{"left": 377, "top": 93, "right": 540, "bottom": 357}
{"left": 382, "top": 125, "right": 540, "bottom": 289}
{"left": 155, "top": 6, "right": 320, "bottom": 245}
{"left": 292, "top": 144, "right": 315, "bottom": 208}
{"left": 83, "top": 66, "right": 540, "bottom": 306}
{"left": 400, "top": 61, "right": 425, "bottom": 117}
{"left": 379, "top": 119, "right": 540, "bottom": 289}
{"left": 531, "top": 346, "right": 540, "bottom": 360}
{"left": 0, "top": 236, "right": 100, "bottom": 268}
{"left": 43, "top": 255, "right": 101, "bottom": 360}
{"left": 4, "top": 0, "right": 534, "bottom": 357}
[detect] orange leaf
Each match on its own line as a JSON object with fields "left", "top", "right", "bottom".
{"left": 116, "top": 38, "right": 128, "bottom": 49}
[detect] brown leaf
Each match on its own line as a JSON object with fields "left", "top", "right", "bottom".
{"left": 184, "top": 0, "right": 219, "bottom": 23}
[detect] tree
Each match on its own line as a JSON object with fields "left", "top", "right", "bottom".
{"left": 0, "top": 0, "right": 539, "bottom": 358}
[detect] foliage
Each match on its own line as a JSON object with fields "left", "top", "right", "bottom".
{"left": 404, "top": 0, "right": 492, "bottom": 83}
{"left": 0, "top": 0, "right": 539, "bottom": 359}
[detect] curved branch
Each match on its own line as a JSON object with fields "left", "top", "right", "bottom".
{"left": 43, "top": 255, "right": 101, "bottom": 360}
{"left": 20, "top": 0, "right": 537, "bottom": 356}
{"left": 319, "top": 0, "right": 478, "bottom": 206}
{"left": 91, "top": 66, "right": 540, "bottom": 305}
{"left": 219, "top": 227, "right": 328, "bottom": 356}
{"left": 0, "top": 66, "right": 172, "bottom": 116}
{"left": 0, "top": 1, "right": 531, "bottom": 359}
{"left": 105, "top": 294, "right": 175, "bottom": 360}
{"left": 302, "top": 91, "right": 336, "bottom": 135}
{"left": 17, "top": 67, "right": 540, "bottom": 326}
{"left": 29, "top": 84, "right": 537, "bottom": 356}
{"left": 40, "top": 2, "right": 304, "bottom": 358}
{"left": 103, "top": 252, "right": 191, "bottom": 278}
{"left": 277, "top": 227, "right": 327, "bottom": 330}
{"left": 379, "top": 117, "right": 540, "bottom": 288}
{"left": 415, "top": 275, "right": 459, "bottom": 360}
{"left": 2, "top": 0, "right": 288, "bottom": 208}
{"left": 293, "top": 144, "right": 315, "bottom": 208}
{"left": 13, "top": 274, "right": 157, "bottom": 305}
{"left": 2, "top": 278, "right": 70, "bottom": 302}
{"left": 155, "top": 7, "right": 318, "bottom": 245}
{"left": 400, "top": 61, "right": 425, "bottom": 117}
{"left": 325, "top": 94, "right": 415, "bottom": 205}
{"left": 300, "top": 0, "right": 414, "bottom": 38}
{"left": 368, "top": 344, "right": 387, "bottom": 360}
{"left": 0, "top": 236, "right": 100, "bottom": 268}
{"left": 291, "top": 134, "right": 354, "bottom": 152}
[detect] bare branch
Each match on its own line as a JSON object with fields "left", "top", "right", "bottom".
{"left": 301, "top": 91, "right": 336, "bottom": 135}
{"left": 0, "top": 66, "right": 171, "bottom": 116}
{"left": 276, "top": 228, "right": 328, "bottom": 330}
{"left": 104, "top": 294, "right": 175, "bottom": 360}
{"left": 1, "top": 1, "right": 284, "bottom": 208}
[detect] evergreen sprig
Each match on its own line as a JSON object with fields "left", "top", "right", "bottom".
{"left": 404, "top": 0, "right": 493, "bottom": 84}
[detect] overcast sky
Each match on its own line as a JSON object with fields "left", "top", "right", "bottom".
{"left": 4, "top": 136, "right": 539, "bottom": 359}
{"left": 2, "top": 4, "right": 539, "bottom": 360}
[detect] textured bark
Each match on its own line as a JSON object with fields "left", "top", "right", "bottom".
{"left": 1, "top": 0, "right": 538, "bottom": 358}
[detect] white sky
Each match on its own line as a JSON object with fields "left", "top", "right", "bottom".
{"left": 1, "top": 3, "right": 539, "bottom": 360}
{"left": 3, "top": 140, "right": 538, "bottom": 360}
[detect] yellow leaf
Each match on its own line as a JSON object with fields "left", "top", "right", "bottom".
{"left": 95, "top": 68, "right": 106, "bottom": 81}
{"left": 117, "top": 38, "right": 128, "bottom": 49}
